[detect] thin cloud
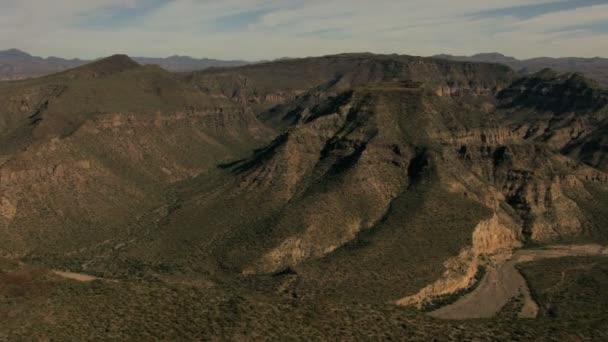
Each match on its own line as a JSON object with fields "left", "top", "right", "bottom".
{"left": 0, "top": 0, "right": 606, "bottom": 59}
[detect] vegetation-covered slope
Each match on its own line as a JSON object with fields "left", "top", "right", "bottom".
{"left": 0, "top": 53, "right": 607, "bottom": 339}
{"left": 0, "top": 55, "right": 272, "bottom": 258}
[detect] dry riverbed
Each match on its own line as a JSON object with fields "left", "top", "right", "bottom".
{"left": 430, "top": 244, "right": 608, "bottom": 320}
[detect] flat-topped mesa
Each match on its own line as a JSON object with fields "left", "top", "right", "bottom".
{"left": 189, "top": 53, "right": 516, "bottom": 112}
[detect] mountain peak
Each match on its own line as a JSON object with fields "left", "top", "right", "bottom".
{"left": 471, "top": 52, "right": 518, "bottom": 62}
{"left": 0, "top": 48, "right": 33, "bottom": 58}
{"left": 99, "top": 54, "right": 139, "bottom": 66}
{"left": 63, "top": 54, "right": 140, "bottom": 78}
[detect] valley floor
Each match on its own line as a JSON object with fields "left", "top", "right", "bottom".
{"left": 2, "top": 245, "right": 608, "bottom": 341}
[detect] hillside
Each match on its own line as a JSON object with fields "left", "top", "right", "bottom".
{"left": 0, "top": 54, "right": 272, "bottom": 259}
{"left": 1, "top": 53, "right": 607, "bottom": 340}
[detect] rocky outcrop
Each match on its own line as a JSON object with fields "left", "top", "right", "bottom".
{"left": 434, "top": 84, "right": 502, "bottom": 98}
{"left": 505, "top": 176, "right": 587, "bottom": 241}
{"left": 440, "top": 124, "right": 603, "bottom": 243}
{"left": 472, "top": 213, "right": 522, "bottom": 254}
{"left": 0, "top": 196, "right": 16, "bottom": 221}
{"left": 433, "top": 127, "right": 524, "bottom": 146}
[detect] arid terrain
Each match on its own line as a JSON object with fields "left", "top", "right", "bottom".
{"left": 1, "top": 52, "right": 608, "bottom": 340}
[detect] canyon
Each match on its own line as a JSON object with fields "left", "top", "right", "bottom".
{"left": 0, "top": 52, "right": 607, "bottom": 340}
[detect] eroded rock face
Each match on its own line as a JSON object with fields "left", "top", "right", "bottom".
{"left": 0, "top": 196, "right": 17, "bottom": 221}
{"left": 434, "top": 84, "right": 501, "bottom": 98}
{"left": 433, "top": 127, "right": 524, "bottom": 146}
{"left": 472, "top": 213, "right": 522, "bottom": 255}
{"left": 436, "top": 122, "right": 605, "bottom": 244}
{"left": 506, "top": 176, "right": 586, "bottom": 241}
{"left": 497, "top": 70, "right": 608, "bottom": 173}
{"left": 396, "top": 247, "right": 479, "bottom": 307}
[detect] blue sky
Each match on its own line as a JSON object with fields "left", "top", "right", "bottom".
{"left": 1, "top": 0, "right": 607, "bottom": 60}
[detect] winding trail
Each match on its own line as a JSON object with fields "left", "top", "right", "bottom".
{"left": 52, "top": 270, "right": 99, "bottom": 282}
{"left": 430, "top": 244, "right": 608, "bottom": 320}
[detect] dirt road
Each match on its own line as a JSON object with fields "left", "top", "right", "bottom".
{"left": 52, "top": 270, "right": 99, "bottom": 281}
{"left": 430, "top": 244, "right": 608, "bottom": 320}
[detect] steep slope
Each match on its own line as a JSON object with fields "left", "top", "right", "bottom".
{"left": 87, "top": 69, "right": 606, "bottom": 311}
{"left": 0, "top": 55, "right": 272, "bottom": 258}
{"left": 496, "top": 69, "right": 608, "bottom": 172}
{"left": 86, "top": 55, "right": 513, "bottom": 271}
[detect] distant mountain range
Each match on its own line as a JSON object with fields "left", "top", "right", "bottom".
{"left": 3, "top": 49, "right": 608, "bottom": 86}
{"left": 434, "top": 52, "right": 608, "bottom": 87}
{"left": 0, "top": 48, "right": 249, "bottom": 80}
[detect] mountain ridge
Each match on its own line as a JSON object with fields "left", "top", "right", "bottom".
{"left": 0, "top": 48, "right": 250, "bottom": 80}
{"left": 434, "top": 52, "right": 608, "bottom": 87}
{"left": 4, "top": 49, "right": 608, "bottom": 86}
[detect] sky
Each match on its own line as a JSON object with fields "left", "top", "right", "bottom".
{"left": 1, "top": 0, "right": 607, "bottom": 60}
